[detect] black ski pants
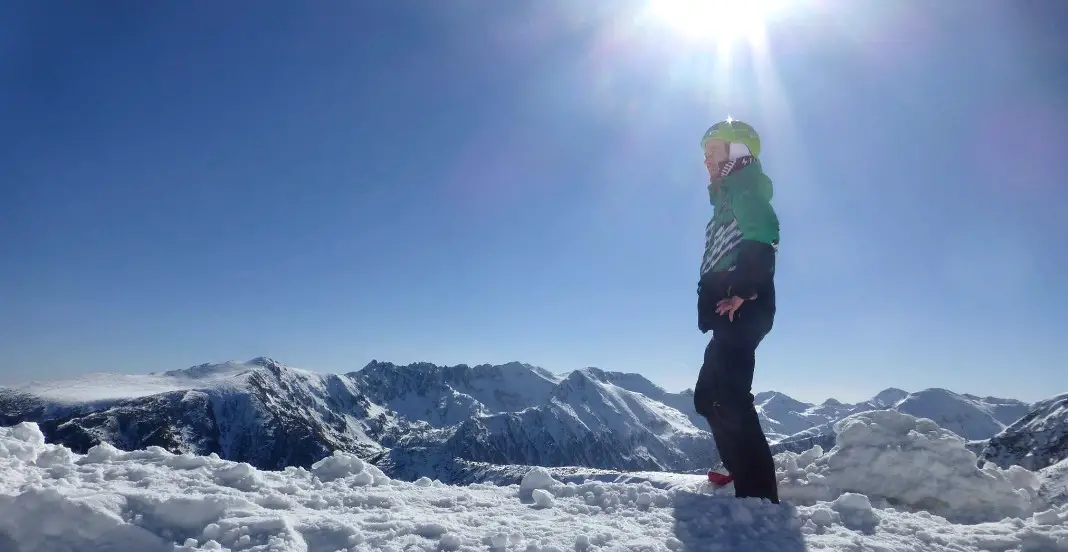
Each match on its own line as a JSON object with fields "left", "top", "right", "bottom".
{"left": 693, "top": 296, "right": 779, "bottom": 503}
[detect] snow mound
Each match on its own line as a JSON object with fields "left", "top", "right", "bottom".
{"left": 777, "top": 410, "right": 1043, "bottom": 523}
{"left": 0, "top": 422, "right": 45, "bottom": 463}
{"left": 311, "top": 451, "right": 390, "bottom": 486}
{"left": 519, "top": 466, "right": 560, "bottom": 500}
{"left": 2, "top": 422, "right": 1067, "bottom": 552}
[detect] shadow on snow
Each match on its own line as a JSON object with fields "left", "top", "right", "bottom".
{"left": 672, "top": 491, "right": 806, "bottom": 551}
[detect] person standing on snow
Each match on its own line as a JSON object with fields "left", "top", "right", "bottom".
{"left": 692, "top": 119, "right": 780, "bottom": 504}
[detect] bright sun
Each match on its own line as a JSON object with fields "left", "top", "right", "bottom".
{"left": 644, "top": 0, "right": 784, "bottom": 45}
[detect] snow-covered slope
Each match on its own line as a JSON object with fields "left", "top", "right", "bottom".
{"left": 753, "top": 391, "right": 858, "bottom": 440}
{"left": 349, "top": 360, "right": 562, "bottom": 427}
{"left": 963, "top": 392, "right": 1036, "bottom": 427}
{"left": 376, "top": 368, "right": 714, "bottom": 480}
{"left": 1, "top": 410, "right": 1064, "bottom": 552}
{"left": 982, "top": 392, "right": 1068, "bottom": 471}
{"left": 350, "top": 362, "right": 717, "bottom": 478}
{"left": 893, "top": 388, "right": 1030, "bottom": 441}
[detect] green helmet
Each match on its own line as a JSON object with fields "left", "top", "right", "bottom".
{"left": 700, "top": 119, "right": 761, "bottom": 158}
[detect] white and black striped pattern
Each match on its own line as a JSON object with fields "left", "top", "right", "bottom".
{"left": 719, "top": 155, "right": 753, "bottom": 179}
{"left": 719, "top": 158, "right": 739, "bottom": 179}
{"left": 701, "top": 217, "right": 741, "bottom": 276}
{"left": 698, "top": 155, "right": 755, "bottom": 277}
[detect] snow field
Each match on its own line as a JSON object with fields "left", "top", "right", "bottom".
{"left": 0, "top": 409, "right": 1065, "bottom": 552}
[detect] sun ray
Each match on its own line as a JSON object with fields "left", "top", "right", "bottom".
{"left": 642, "top": 0, "right": 787, "bottom": 48}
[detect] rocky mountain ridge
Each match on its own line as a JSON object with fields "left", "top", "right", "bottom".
{"left": 0, "top": 357, "right": 1047, "bottom": 482}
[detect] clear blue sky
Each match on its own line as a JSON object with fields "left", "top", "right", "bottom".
{"left": 2, "top": 0, "right": 1066, "bottom": 403}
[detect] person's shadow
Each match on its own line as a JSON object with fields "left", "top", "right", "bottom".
{"left": 672, "top": 491, "right": 807, "bottom": 551}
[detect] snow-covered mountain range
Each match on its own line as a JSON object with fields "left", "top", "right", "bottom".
{"left": 0, "top": 357, "right": 1052, "bottom": 482}
{"left": 981, "top": 392, "right": 1068, "bottom": 471}
{"left": 762, "top": 385, "right": 1033, "bottom": 454}
{"left": 0, "top": 358, "right": 393, "bottom": 470}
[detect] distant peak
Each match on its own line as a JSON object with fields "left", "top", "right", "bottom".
{"left": 163, "top": 360, "right": 255, "bottom": 379}
{"left": 358, "top": 360, "right": 434, "bottom": 373}
{"left": 910, "top": 388, "right": 958, "bottom": 399}
{"left": 822, "top": 398, "right": 843, "bottom": 406}
{"left": 565, "top": 369, "right": 597, "bottom": 383}
{"left": 358, "top": 359, "right": 547, "bottom": 377}
{"left": 553, "top": 370, "right": 599, "bottom": 399}
{"left": 526, "top": 364, "right": 559, "bottom": 381}
{"left": 578, "top": 367, "right": 608, "bottom": 380}
{"left": 873, "top": 387, "right": 909, "bottom": 405}
{"left": 359, "top": 359, "right": 396, "bottom": 372}
{"left": 754, "top": 391, "right": 810, "bottom": 411}
{"left": 248, "top": 356, "right": 281, "bottom": 368}
{"left": 497, "top": 361, "right": 533, "bottom": 371}
{"left": 754, "top": 390, "right": 786, "bottom": 403}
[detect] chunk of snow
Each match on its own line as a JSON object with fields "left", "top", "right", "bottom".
{"left": 214, "top": 462, "right": 263, "bottom": 491}
{"left": 0, "top": 422, "right": 47, "bottom": 463}
{"left": 416, "top": 522, "right": 448, "bottom": 538}
{"left": 1033, "top": 508, "right": 1062, "bottom": 525}
{"left": 82, "top": 441, "right": 122, "bottom": 464}
{"left": 809, "top": 507, "right": 835, "bottom": 526}
{"left": 311, "top": 450, "right": 389, "bottom": 486}
{"left": 488, "top": 532, "right": 509, "bottom": 548}
{"left": 531, "top": 488, "right": 554, "bottom": 508}
{"left": 797, "top": 445, "right": 823, "bottom": 467}
{"left": 165, "top": 454, "right": 212, "bottom": 470}
{"left": 832, "top": 492, "right": 872, "bottom": 513}
{"left": 439, "top": 532, "right": 462, "bottom": 549}
{"left": 777, "top": 409, "right": 1043, "bottom": 523}
{"left": 520, "top": 467, "right": 559, "bottom": 499}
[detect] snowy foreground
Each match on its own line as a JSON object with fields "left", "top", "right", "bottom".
{"left": 1, "top": 411, "right": 1066, "bottom": 552}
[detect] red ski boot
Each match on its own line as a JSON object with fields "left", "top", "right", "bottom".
{"left": 707, "top": 471, "right": 733, "bottom": 486}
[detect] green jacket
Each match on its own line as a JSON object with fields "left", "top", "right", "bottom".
{"left": 699, "top": 156, "right": 779, "bottom": 296}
